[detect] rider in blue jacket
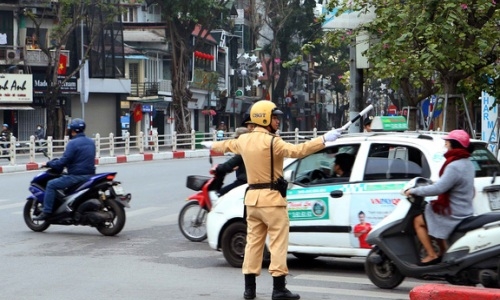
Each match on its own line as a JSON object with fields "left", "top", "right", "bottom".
{"left": 34, "top": 119, "right": 96, "bottom": 220}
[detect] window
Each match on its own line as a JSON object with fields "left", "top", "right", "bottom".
{"left": 363, "top": 144, "right": 429, "bottom": 181}
{"left": 470, "top": 143, "right": 500, "bottom": 177}
{"left": 292, "top": 144, "right": 360, "bottom": 185}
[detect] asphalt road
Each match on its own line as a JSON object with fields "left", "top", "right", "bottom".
{"left": 0, "top": 158, "right": 427, "bottom": 299}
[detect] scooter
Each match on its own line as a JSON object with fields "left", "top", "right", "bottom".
{"left": 24, "top": 166, "right": 132, "bottom": 236}
{"left": 365, "top": 177, "right": 500, "bottom": 289}
{"left": 178, "top": 156, "right": 223, "bottom": 242}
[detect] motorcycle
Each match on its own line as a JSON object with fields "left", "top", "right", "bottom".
{"left": 178, "top": 157, "right": 222, "bottom": 242}
{"left": 24, "top": 166, "right": 132, "bottom": 236}
{"left": 365, "top": 177, "right": 500, "bottom": 289}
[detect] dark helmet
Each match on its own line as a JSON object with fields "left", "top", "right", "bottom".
{"left": 69, "top": 118, "right": 86, "bottom": 133}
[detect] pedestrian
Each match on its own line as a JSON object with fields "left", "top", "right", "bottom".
{"left": 217, "top": 121, "right": 227, "bottom": 141}
{"left": 363, "top": 116, "right": 373, "bottom": 132}
{"left": 202, "top": 100, "right": 342, "bottom": 300}
{"left": 34, "top": 119, "right": 96, "bottom": 220}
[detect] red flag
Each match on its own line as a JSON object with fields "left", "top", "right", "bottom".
{"left": 58, "top": 54, "right": 67, "bottom": 75}
{"left": 133, "top": 104, "right": 143, "bottom": 122}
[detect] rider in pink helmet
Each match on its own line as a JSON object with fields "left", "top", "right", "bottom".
{"left": 442, "top": 129, "right": 470, "bottom": 148}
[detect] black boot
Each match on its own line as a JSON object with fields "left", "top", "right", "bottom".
{"left": 243, "top": 274, "right": 256, "bottom": 299}
{"left": 272, "top": 276, "right": 300, "bottom": 300}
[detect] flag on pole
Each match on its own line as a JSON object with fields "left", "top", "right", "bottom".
{"left": 58, "top": 54, "right": 67, "bottom": 75}
{"left": 133, "top": 104, "right": 143, "bottom": 122}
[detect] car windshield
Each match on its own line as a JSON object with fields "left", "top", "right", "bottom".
{"left": 470, "top": 143, "right": 500, "bottom": 177}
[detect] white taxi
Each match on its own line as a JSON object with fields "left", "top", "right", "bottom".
{"left": 207, "top": 125, "right": 500, "bottom": 267}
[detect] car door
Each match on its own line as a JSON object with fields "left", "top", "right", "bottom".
{"left": 285, "top": 143, "right": 361, "bottom": 252}
{"left": 347, "top": 142, "right": 431, "bottom": 250}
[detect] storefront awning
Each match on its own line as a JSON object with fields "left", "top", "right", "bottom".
{"left": 0, "top": 105, "right": 34, "bottom": 110}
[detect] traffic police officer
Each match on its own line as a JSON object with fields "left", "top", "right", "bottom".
{"left": 205, "top": 100, "right": 342, "bottom": 300}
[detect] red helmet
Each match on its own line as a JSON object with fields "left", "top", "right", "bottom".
{"left": 442, "top": 130, "right": 470, "bottom": 148}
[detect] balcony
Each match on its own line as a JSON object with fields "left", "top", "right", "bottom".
{"left": 24, "top": 49, "right": 71, "bottom": 67}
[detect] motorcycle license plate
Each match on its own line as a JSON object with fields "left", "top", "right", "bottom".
{"left": 113, "top": 185, "right": 125, "bottom": 196}
{"left": 488, "top": 190, "right": 500, "bottom": 210}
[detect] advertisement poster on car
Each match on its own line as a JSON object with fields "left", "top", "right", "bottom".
{"left": 349, "top": 190, "right": 402, "bottom": 249}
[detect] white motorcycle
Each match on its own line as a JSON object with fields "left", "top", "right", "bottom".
{"left": 365, "top": 177, "right": 500, "bottom": 289}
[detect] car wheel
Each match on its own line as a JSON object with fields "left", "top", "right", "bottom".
{"left": 221, "top": 221, "right": 247, "bottom": 268}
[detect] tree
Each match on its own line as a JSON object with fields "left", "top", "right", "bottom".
{"left": 150, "top": 0, "right": 231, "bottom": 134}
{"left": 258, "top": 0, "right": 321, "bottom": 104}
{"left": 327, "top": 0, "right": 499, "bottom": 130}
{"left": 24, "top": 0, "right": 122, "bottom": 139}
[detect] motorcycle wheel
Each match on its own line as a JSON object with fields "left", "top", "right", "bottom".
{"left": 96, "top": 199, "right": 126, "bottom": 236}
{"left": 23, "top": 199, "right": 50, "bottom": 232}
{"left": 178, "top": 200, "right": 208, "bottom": 242}
{"left": 221, "top": 221, "right": 247, "bottom": 268}
{"left": 365, "top": 248, "right": 405, "bottom": 289}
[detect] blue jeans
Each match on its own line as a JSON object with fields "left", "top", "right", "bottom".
{"left": 43, "top": 174, "right": 91, "bottom": 213}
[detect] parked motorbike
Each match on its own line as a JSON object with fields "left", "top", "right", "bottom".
{"left": 178, "top": 157, "right": 222, "bottom": 242}
{"left": 365, "top": 177, "right": 500, "bottom": 289}
{"left": 24, "top": 166, "right": 132, "bottom": 236}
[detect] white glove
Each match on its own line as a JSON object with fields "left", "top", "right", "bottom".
{"left": 323, "top": 129, "right": 342, "bottom": 143}
{"left": 200, "top": 141, "right": 213, "bottom": 149}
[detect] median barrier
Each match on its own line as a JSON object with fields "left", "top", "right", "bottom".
{"left": 0, "top": 149, "right": 222, "bottom": 174}
{"left": 410, "top": 284, "right": 500, "bottom": 300}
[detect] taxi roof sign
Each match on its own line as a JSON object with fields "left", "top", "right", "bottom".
{"left": 370, "top": 116, "right": 408, "bottom": 131}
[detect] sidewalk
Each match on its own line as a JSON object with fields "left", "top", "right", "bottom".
{"left": 0, "top": 149, "right": 222, "bottom": 174}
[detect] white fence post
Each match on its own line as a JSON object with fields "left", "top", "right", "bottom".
{"left": 109, "top": 133, "right": 114, "bottom": 157}
{"left": 173, "top": 131, "right": 177, "bottom": 151}
{"left": 95, "top": 133, "right": 101, "bottom": 158}
{"left": 9, "top": 136, "right": 15, "bottom": 165}
{"left": 313, "top": 128, "right": 318, "bottom": 138}
{"left": 153, "top": 131, "right": 159, "bottom": 153}
{"left": 294, "top": 128, "right": 299, "bottom": 145}
{"left": 29, "top": 135, "right": 35, "bottom": 163}
{"left": 125, "top": 132, "right": 130, "bottom": 156}
{"left": 191, "top": 130, "right": 196, "bottom": 150}
{"left": 139, "top": 131, "right": 144, "bottom": 153}
{"left": 47, "top": 136, "right": 53, "bottom": 159}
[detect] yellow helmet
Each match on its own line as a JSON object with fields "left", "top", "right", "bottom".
{"left": 250, "top": 100, "right": 283, "bottom": 126}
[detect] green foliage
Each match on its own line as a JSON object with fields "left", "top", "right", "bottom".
{"left": 327, "top": 0, "right": 499, "bottom": 106}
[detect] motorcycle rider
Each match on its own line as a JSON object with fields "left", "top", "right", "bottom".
{"left": 1, "top": 123, "right": 12, "bottom": 146}
{"left": 34, "top": 118, "right": 96, "bottom": 221}
{"left": 404, "top": 129, "right": 474, "bottom": 265}
{"left": 203, "top": 100, "right": 342, "bottom": 300}
{"left": 210, "top": 127, "right": 249, "bottom": 196}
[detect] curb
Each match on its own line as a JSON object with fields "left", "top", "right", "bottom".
{"left": 410, "top": 284, "right": 500, "bottom": 300}
{"left": 0, "top": 149, "right": 224, "bottom": 174}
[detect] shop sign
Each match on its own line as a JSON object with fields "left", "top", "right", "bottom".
{"left": 33, "top": 73, "right": 78, "bottom": 95}
{"left": 0, "top": 74, "right": 33, "bottom": 103}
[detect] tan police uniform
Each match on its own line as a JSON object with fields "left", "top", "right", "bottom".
{"left": 212, "top": 126, "right": 325, "bottom": 277}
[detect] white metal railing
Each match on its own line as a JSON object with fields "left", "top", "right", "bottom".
{"left": 0, "top": 129, "right": 328, "bottom": 165}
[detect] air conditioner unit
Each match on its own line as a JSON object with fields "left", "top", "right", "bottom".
{"left": 6, "top": 50, "right": 20, "bottom": 63}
